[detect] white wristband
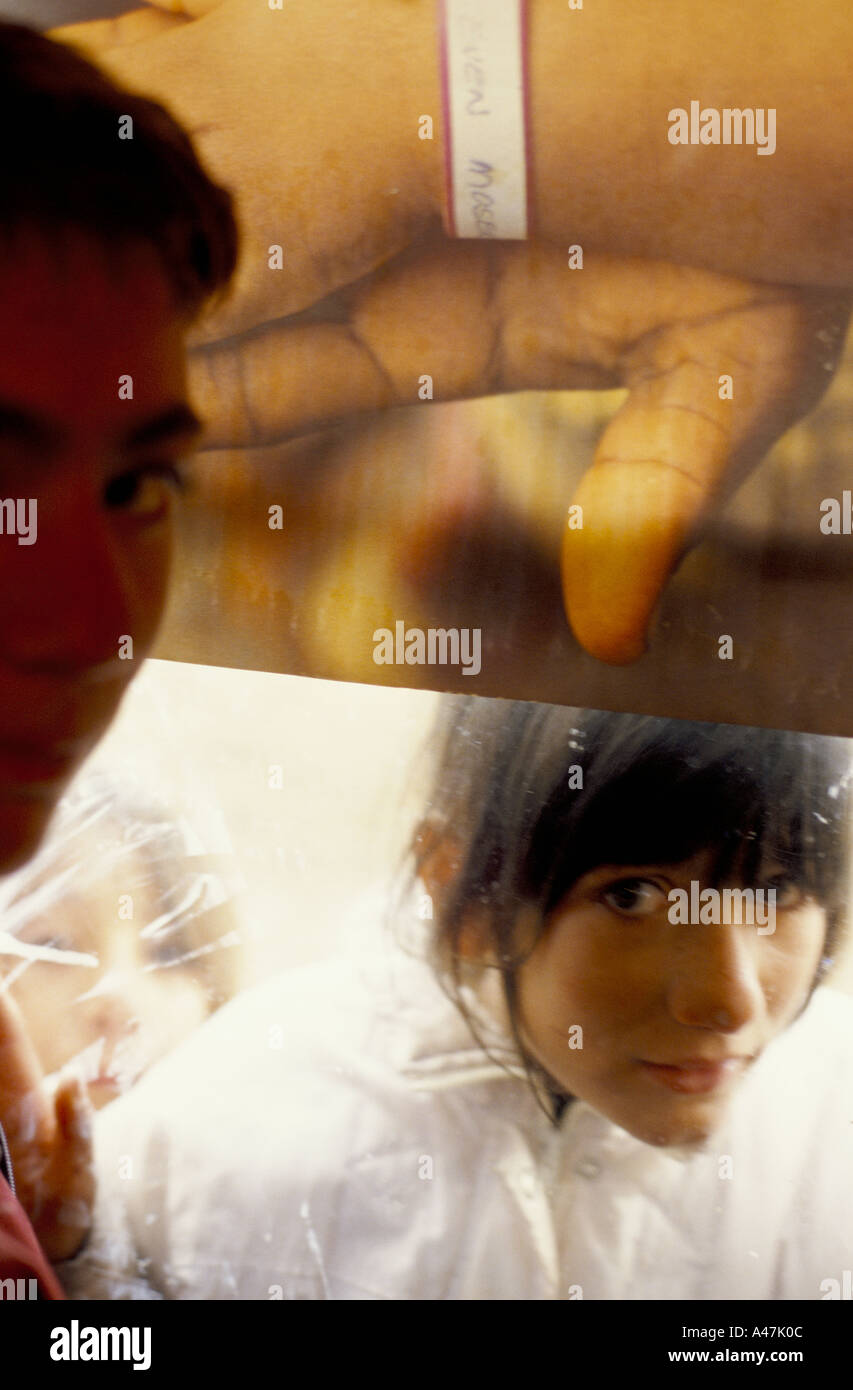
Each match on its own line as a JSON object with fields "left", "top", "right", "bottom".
{"left": 438, "top": 0, "right": 531, "bottom": 239}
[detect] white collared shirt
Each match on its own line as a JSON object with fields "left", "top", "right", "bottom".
{"left": 62, "top": 910, "right": 853, "bottom": 1301}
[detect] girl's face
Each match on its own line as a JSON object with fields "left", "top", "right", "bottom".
{"left": 515, "top": 848, "right": 828, "bottom": 1147}
{"left": 5, "top": 888, "right": 210, "bottom": 1108}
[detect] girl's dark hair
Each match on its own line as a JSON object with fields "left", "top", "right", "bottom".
{"left": 0, "top": 22, "right": 237, "bottom": 314}
{"left": 410, "top": 697, "right": 852, "bottom": 1105}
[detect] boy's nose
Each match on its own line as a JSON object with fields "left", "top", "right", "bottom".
{"left": 0, "top": 489, "right": 133, "bottom": 673}
{"left": 667, "top": 922, "right": 764, "bottom": 1033}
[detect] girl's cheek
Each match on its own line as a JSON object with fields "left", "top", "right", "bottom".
{"left": 12, "top": 965, "right": 83, "bottom": 1025}
{"left": 757, "top": 913, "right": 825, "bottom": 1021}
{"left": 132, "top": 974, "right": 210, "bottom": 1056}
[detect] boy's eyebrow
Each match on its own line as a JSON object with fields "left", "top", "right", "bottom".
{"left": 123, "top": 404, "right": 203, "bottom": 450}
{"left": 0, "top": 400, "right": 203, "bottom": 454}
{"left": 0, "top": 401, "right": 60, "bottom": 451}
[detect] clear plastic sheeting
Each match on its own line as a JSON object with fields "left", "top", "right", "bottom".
{"left": 0, "top": 660, "right": 437, "bottom": 1118}
{"left": 4, "top": 662, "right": 852, "bottom": 1301}
{"left": 0, "top": 762, "right": 244, "bottom": 1109}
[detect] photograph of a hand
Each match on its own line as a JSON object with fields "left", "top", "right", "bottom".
{"left": 56, "top": 0, "right": 853, "bottom": 668}
{"left": 186, "top": 246, "right": 851, "bottom": 663}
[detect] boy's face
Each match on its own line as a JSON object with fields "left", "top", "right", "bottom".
{"left": 0, "top": 232, "right": 199, "bottom": 873}
{"left": 516, "top": 848, "right": 827, "bottom": 1147}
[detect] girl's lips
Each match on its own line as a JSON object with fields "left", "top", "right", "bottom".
{"left": 638, "top": 1058, "right": 745, "bottom": 1094}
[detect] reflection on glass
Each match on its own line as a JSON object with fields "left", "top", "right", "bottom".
{"left": 0, "top": 769, "right": 243, "bottom": 1109}
{"left": 53, "top": 678, "right": 853, "bottom": 1301}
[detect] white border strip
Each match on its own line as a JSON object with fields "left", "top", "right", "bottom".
{"left": 440, "top": 0, "right": 529, "bottom": 239}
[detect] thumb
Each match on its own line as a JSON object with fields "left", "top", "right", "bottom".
{"left": 53, "top": 1075, "right": 94, "bottom": 1165}
{"left": 50, "top": 10, "right": 186, "bottom": 50}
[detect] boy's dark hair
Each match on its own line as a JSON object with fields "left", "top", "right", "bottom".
{"left": 411, "top": 697, "right": 851, "bottom": 1106}
{"left": 0, "top": 21, "right": 237, "bottom": 313}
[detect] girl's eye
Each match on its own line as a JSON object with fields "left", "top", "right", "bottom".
{"left": 144, "top": 933, "right": 192, "bottom": 968}
{"left": 104, "top": 464, "right": 186, "bottom": 517}
{"left": 600, "top": 877, "right": 667, "bottom": 918}
{"left": 14, "top": 927, "right": 74, "bottom": 953}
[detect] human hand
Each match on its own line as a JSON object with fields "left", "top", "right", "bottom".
{"left": 0, "top": 987, "right": 94, "bottom": 1262}
{"left": 52, "top": 6, "right": 852, "bottom": 664}
{"left": 184, "top": 243, "right": 851, "bottom": 664}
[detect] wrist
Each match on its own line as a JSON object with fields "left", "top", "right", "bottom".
{"left": 380, "top": 0, "right": 447, "bottom": 229}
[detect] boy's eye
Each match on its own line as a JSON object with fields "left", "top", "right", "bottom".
{"left": 104, "top": 464, "right": 186, "bottom": 516}
{"left": 600, "top": 877, "right": 667, "bottom": 918}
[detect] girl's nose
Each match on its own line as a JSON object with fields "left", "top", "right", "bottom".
{"left": 667, "top": 923, "right": 764, "bottom": 1032}
{"left": 81, "top": 987, "right": 137, "bottom": 1046}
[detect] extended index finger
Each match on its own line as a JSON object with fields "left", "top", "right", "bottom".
{"left": 0, "top": 986, "right": 48, "bottom": 1136}
{"left": 561, "top": 294, "right": 850, "bottom": 664}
